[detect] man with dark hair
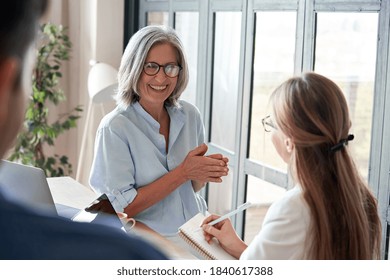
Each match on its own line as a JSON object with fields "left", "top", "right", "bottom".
{"left": 0, "top": 0, "right": 167, "bottom": 260}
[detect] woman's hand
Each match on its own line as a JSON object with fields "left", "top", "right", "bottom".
{"left": 181, "top": 144, "right": 229, "bottom": 184}
{"left": 85, "top": 198, "right": 116, "bottom": 215}
{"left": 191, "top": 153, "right": 229, "bottom": 192}
{"left": 201, "top": 214, "right": 247, "bottom": 259}
{"left": 124, "top": 144, "right": 229, "bottom": 217}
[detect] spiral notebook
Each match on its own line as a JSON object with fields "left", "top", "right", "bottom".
{"left": 178, "top": 213, "right": 237, "bottom": 260}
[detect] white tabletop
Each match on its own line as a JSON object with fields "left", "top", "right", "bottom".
{"left": 48, "top": 176, "right": 96, "bottom": 208}
{"left": 47, "top": 176, "right": 197, "bottom": 259}
{"left": 47, "top": 176, "right": 97, "bottom": 219}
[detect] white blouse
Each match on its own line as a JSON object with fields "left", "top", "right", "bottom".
{"left": 240, "top": 186, "right": 311, "bottom": 260}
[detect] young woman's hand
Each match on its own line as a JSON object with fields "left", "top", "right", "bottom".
{"left": 201, "top": 214, "right": 247, "bottom": 259}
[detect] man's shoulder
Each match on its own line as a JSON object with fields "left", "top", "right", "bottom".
{"left": 0, "top": 195, "right": 167, "bottom": 260}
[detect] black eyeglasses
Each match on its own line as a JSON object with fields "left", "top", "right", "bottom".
{"left": 143, "top": 62, "right": 182, "bottom": 78}
{"left": 261, "top": 115, "right": 277, "bottom": 132}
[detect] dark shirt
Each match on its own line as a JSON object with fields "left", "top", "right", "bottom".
{"left": 0, "top": 190, "right": 168, "bottom": 260}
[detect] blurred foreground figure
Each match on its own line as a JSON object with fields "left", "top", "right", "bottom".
{"left": 0, "top": 0, "right": 167, "bottom": 260}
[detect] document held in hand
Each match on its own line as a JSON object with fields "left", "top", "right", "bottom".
{"left": 178, "top": 213, "right": 237, "bottom": 260}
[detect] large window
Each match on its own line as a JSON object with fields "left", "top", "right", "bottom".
{"left": 174, "top": 12, "right": 199, "bottom": 105}
{"left": 314, "top": 12, "right": 378, "bottom": 177}
{"left": 135, "top": 0, "right": 390, "bottom": 259}
{"left": 245, "top": 11, "right": 297, "bottom": 243}
{"left": 208, "top": 11, "right": 242, "bottom": 214}
{"left": 249, "top": 11, "right": 296, "bottom": 170}
{"left": 147, "top": 12, "right": 168, "bottom": 25}
{"left": 210, "top": 12, "right": 241, "bottom": 153}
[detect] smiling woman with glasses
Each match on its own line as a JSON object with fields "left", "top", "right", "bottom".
{"left": 89, "top": 25, "right": 229, "bottom": 237}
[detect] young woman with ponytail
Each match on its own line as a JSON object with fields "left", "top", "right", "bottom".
{"left": 201, "top": 72, "right": 381, "bottom": 259}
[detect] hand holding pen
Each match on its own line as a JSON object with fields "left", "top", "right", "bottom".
{"left": 195, "top": 202, "right": 251, "bottom": 232}
{"left": 199, "top": 202, "right": 251, "bottom": 259}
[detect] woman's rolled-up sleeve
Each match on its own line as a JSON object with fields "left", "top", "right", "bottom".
{"left": 89, "top": 125, "right": 137, "bottom": 212}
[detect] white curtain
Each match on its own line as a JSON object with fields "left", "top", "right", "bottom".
{"left": 44, "top": 0, "right": 124, "bottom": 187}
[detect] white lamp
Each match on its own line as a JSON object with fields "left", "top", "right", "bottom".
{"left": 76, "top": 61, "right": 118, "bottom": 182}
{"left": 87, "top": 61, "right": 118, "bottom": 103}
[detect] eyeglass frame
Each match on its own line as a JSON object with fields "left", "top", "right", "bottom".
{"left": 143, "top": 62, "right": 182, "bottom": 78}
{"left": 261, "top": 115, "right": 277, "bottom": 132}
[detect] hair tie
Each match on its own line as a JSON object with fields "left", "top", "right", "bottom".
{"left": 330, "top": 134, "right": 354, "bottom": 152}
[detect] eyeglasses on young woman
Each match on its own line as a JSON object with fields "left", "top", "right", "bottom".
{"left": 261, "top": 115, "right": 277, "bottom": 132}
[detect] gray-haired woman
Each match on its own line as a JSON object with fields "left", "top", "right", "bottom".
{"left": 89, "top": 25, "right": 229, "bottom": 236}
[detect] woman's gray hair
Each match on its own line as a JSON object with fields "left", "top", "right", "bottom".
{"left": 116, "top": 25, "right": 189, "bottom": 108}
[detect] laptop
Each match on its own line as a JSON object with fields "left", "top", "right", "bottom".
{"left": 0, "top": 160, "right": 131, "bottom": 232}
{"left": 0, "top": 159, "right": 57, "bottom": 215}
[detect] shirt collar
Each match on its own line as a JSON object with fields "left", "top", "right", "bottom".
{"left": 131, "top": 101, "right": 160, "bottom": 130}
{"left": 166, "top": 104, "right": 186, "bottom": 150}
{"left": 130, "top": 101, "right": 186, "bottom": 151}
{"left": 131, "top": 101, "right": 186, "bottom": 130}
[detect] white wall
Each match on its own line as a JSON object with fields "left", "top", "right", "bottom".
{"left": 45, "top": 0, "right": 124, "bottom": 186}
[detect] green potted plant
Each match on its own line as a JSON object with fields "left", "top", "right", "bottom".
{"left": 8, "top": 23, "right": 82, "bottom": 177}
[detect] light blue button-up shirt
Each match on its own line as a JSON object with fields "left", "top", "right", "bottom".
{"left": 89, "top": 100, "right": 207, "bottom": 236}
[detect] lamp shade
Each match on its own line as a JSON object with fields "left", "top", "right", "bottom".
{"left": 87, "top": 62, "right": 118, "bottom": 103}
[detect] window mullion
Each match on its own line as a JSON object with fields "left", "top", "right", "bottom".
{"left": 301, "top": 0, "right": 315, "bottom": 72}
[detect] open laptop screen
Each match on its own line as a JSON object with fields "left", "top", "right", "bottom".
{"left": 0, "top": 160, "right": 57, "bottom": 215}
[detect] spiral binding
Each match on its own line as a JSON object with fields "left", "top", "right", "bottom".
{"left": 178, "top": 230, "right": 216, "bottom": 260}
